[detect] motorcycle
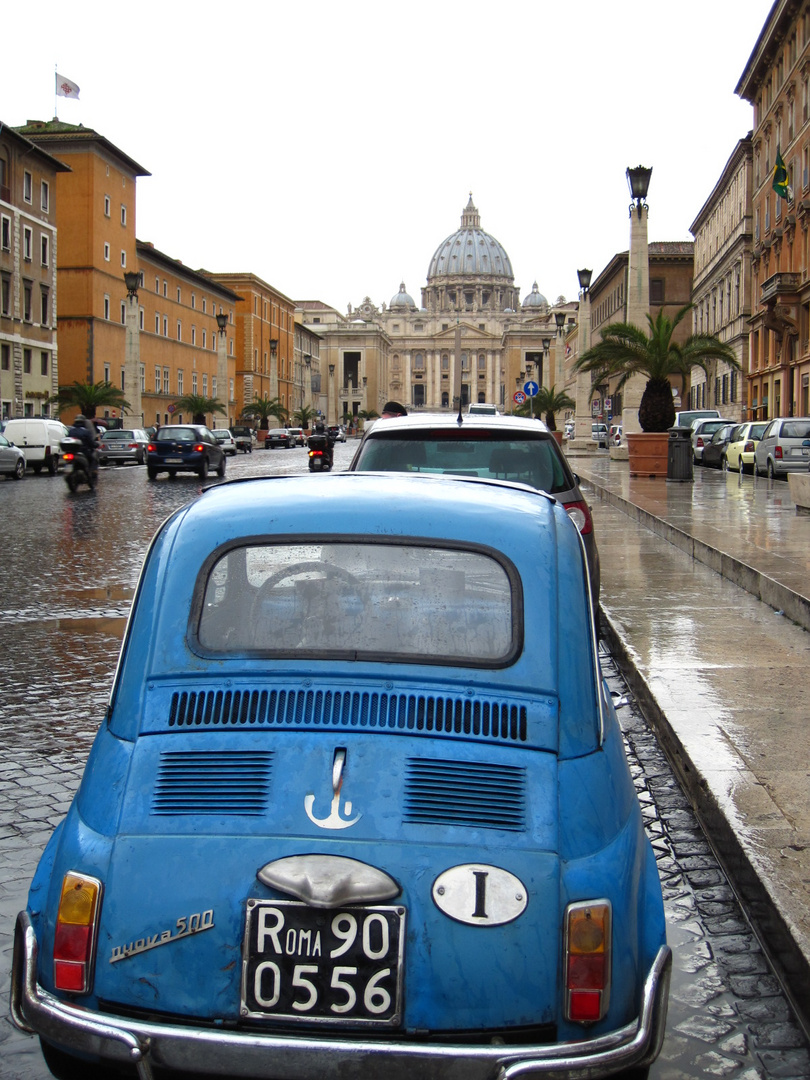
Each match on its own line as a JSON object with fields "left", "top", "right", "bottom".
{"left": 307, "top": 433, "right": 333, "bottom": 472}
{"left": 61, "top": 438, "right": 97, "bottom": 492}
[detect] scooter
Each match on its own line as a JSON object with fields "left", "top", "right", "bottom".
{"left": 307, "top": 433, "right": 333, "bottom": 472}
{"left": 61, "top": 438, "right": 97, "bottom": 492}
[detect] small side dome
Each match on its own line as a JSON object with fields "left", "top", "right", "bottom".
{"left": 522, "top": 281, "right": 548, "bottom": 310}
{"left": 389, "top": 282, "right": 417, "bottom": 310}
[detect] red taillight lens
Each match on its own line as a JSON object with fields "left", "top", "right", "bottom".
{"left": 563, "top": 500, "right": 593, "bottom": 536}
{"left": 53, "top": 872, "right": 101, "bottom": 994}
{"left": 744, "top": 441, "right": 754, "bottom": 453}
{"left": 147, "top": 443, "right": 156, "bottom": 452}
{"left": 63, "top": 453, "right": 75, "bottom": 462}
{"left": 697, "top": 436, "right": 706, "bottom": 448}
{"left": 775, "top": 446, "right": 783, "bottom": 459}
{"left": 309, "top": 450, "right": 323, "bottom": 457}
{"left": 565, "top": 900, "right": 611, "bottom": 1023}
{"left": 193, "top": 443, "right": 205, "bottom": 452}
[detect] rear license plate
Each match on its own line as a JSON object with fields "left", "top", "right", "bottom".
{"left": 791, "top": 447, "right": 810, "bottom": 457}
{"left": 241, "top": 900, "right": 405, "bottom": 1025}
{"left": 165, "top": 456, "right": 183, "bottom": 463}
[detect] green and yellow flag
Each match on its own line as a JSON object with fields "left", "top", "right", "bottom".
{"left": 773, "top": 147, "right": 792, "bottom": 200}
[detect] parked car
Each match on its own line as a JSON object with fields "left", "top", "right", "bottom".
{"left": 700, "top": 423, "right": 736, "bottom": 469}
{"left": 265, "top": 428, "right": 293, "bottom": 449}
{"left": 467, "top": 402, "right": 499, "bottom": 415}
{"left": 674, "top": 408, "right": 720, "bottom": 429}
{"left": 329, "top": 425, "right": 347, "bottom": 443}
{"left": 754, "top": 416, "right": 810, "bottom": 478}
{"left": 231, "top": 425, "right": 254, "bottom": 454}
{"left": 611, "top": 424, "right": 623, "bottom": 446}
{"left": 0, "top": 432, "right": 26, "bottom": 479}
{"left": 11, "top": 473, "right": 670, "bottom": 1080}
{"left": 146, "top": 424, "right": 226, "bottom": 480}
{"left": 97, "top": 427, "right": 150, "bottom": 466}
{"left": 591, "top": 422, "right": 608, "bottom": 447}
{"left": 2, "top": 418, "right": 67, "bottom": 475}
{"left": 564, "top": 420, "right": 575, "bottom": 438}
{"left": 287, "top": 427, "right": 306, "bottom": 446}
{"left": 349, "top": 413, "right": 600, "bottom": 611}
{"left": 691, "top": 418, "right": 734, "bottom": 464}
{"left": 213, "top": 429, "right": 238, "bottom": 456}
{"left": 725, "top": 421, "right": 769, "bottom": 474}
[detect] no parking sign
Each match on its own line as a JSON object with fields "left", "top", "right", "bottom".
{"left": 513, "top": 391, "right": 526, "bottom": 405}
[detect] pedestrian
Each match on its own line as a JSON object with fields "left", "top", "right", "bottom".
{"left": 381, "top": 401, "right": 408, "bottom": 419}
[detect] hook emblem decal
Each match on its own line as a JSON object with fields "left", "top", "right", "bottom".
{"left": 305, "top": 748, "right": 362, "bottom": 830}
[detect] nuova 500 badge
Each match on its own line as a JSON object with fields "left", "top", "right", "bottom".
{"left": 432, "top": 864, "right": 527, "bottom": 926}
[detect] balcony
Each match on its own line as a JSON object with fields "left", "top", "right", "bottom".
{"left": 760, "top": 272, "right": 800, "bottom": 303}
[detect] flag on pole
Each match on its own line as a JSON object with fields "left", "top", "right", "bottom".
{"left": 56, "top": 73, "right": 80, "bottom": 99}
{"left": 772, "top": 146, "right": 792, "bottom": 200}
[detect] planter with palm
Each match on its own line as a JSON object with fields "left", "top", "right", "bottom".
{"left": 170, "top": 394, "right": 227, "bottom": 426}
{"left": 48, "top": 381, "right": 130, "bottom": 421}
{"left": 242, "top": 397, "right": 288, "bottom": 440}
{"left": 572, "top": 304, "right": 739, "bottom": 475}
{"left": 357, "top": 409, "right": 379, "bottom": 431}
{"left": 292, "top": 405, "right": 316, "bottom": 432}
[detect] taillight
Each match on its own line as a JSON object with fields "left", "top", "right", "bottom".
{"left": 53, "top": 872, "right": 102, "bottom": 993}
{"left": 775, "top": 445, "right": 783, "bottom": 459}
{"left": 744, "top": 441, "right": 754, "bottom": 453}
{"left": 564, "top": 900, "right": 611, "bottom": 1023}
{"left": 697, "top": 436, "right": 706, "bottom": 448}
{"left": 63, "top": 453, "right": 75, "bottom": 462}
{"left": 147, "top": 443, "right": 156, "bottom": 452}
{"left": 563, "top": 499, "right": 593, "bottom": 536}
{"left": 309, "top": 450, "right": 323, "bottom": 457}
{"left": 193, "top": 443, "right": 205, "bottom": 452}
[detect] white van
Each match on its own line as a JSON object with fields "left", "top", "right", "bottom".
{"left": 3, "top": 418, "right": 68, "bottom": 474}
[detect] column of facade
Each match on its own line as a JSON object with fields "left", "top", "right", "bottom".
{"left": 622, "top": 204, "right": 650, "bottom": 435}
{"left": 570, "top": 288, "right": 596, "bottom": 451}
{"left": 404, "top": 350, "right": 412, "bottom": 410}
{"left": 123, "top": 282, "right": 143, "bottom": 426}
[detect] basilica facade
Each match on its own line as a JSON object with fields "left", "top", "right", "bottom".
{"left": 298, "top": 196, "right": 576, "bottom": 424}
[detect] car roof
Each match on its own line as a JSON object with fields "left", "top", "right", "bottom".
{"left": 362, "top": 413, "right": 552, "bottom": 435}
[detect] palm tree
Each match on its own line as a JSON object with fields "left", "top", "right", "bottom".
{"left": 47, "top": 380, "right": 130, "bottom": 420}
{"left": 241, "top": 396, "right": 287, "bottom": 429}
{"left": 292, "top": 405, "right": 316, "bottom": 430}
{"left": 358, "top": 408, "right": 379, "bottom": 429}
{"left": 573, "top": 304, "right": 739, "bottom": 432}
{"left": 517, "top": 385, "right": 574, "bottom": 430}
{"left": 171, "top": 394, "right": 227, "bottom": 426}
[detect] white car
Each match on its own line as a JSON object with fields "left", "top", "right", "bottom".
{"left": 213, "top": 429, "right": 238, "bottom": 456}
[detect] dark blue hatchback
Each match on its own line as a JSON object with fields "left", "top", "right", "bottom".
{"left": 146, "top": 424, "right": 226, "bottom": 481}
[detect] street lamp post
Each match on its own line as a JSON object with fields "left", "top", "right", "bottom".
{"left": 570, "top": 268, "right": 596, "bottom": 450}
{"left": 215, "top": 311, "right": 229, "bottom": 424}
{"left": 554, "top": 310, "right": 566, "bottom": 387}
{"left": 123, "top": 271, "right": 143, "bottom": 426}
{"left": 623, "top": 165, "right": 652, "bottom": 436}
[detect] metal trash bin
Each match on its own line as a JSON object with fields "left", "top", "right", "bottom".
{"left": 667, "top": 426, "right": 693, "bottom": 482}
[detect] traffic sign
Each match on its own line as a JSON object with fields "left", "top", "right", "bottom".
{"left": 524, "top": 380, "right": 539, "bottom": 397}
{"left": 513, "top": 391, "right": 526, "bottom": 405}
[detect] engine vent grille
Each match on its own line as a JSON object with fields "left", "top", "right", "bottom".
{"left": 404, "top": 758, "right": 526, "bottom": 830}
{"left": 152, "top": 750, "right": 273, "bottom": 815}
{"left": 166, "top": 688, "right": 528, "bottom": 745}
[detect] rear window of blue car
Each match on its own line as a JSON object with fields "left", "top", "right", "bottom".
{"left": 193, "top": 540, "right": 519, "bottom": 666}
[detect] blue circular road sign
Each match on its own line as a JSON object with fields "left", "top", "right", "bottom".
{"left": 524, "top": 381, "right": 539, "bottom": 397}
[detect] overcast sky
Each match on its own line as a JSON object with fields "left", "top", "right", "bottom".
{"left": 3, "top": 0, "right": 772, "bottom": 314}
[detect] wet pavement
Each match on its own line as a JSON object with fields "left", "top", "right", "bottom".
{"left": 2, "top": 444, "right": 810, "bottom": 1078}
{"left": 573, "top": 453, "right": 810, "bottom": 1037}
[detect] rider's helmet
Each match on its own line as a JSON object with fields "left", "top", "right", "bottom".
{"left": 315, "top": 421, "right": 326, "bottom": 434}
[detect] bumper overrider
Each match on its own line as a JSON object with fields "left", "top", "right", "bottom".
{"left": 12, "top": 911, "right": 671, "bottom": 1080}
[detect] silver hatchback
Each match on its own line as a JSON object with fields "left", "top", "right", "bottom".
{"left": 754, "top": 417, "right": 810, "bottom": 478}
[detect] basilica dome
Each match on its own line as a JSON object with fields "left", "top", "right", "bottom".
{"left": 522, "top": 282, "right": 548, "bottom": 310}
{"left": 389, "top": 282, "right": 417, "bottom": 310}
{"left": 427, "top": 195, "right": 513, "bottom": 282}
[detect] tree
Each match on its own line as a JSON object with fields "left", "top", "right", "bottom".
{"left": 241, "top": 396, "right": 287, "bottom": 428}
{"left": 47, "top": 380, "right": 130, "bottom": 420}
{"left": 292, "top": 405, "right": 316, "bottom": 429}
{"left": 516, "top": 385, "right": 574, "bottom": 430}
{"left": 573, "top": 304, "right": 739, "bottom": 432}
{"left": 357, "top": 409, "right": 379, "bottom": 428}
{"left": 170, "top": 394, "right": 227, "bottom": 426}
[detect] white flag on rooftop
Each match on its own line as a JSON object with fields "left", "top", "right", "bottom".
{"left": 56, "top": 74, "right": 80, "bottom": 99}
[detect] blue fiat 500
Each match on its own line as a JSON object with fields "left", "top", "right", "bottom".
{"left": 11, "top": 474, "right": 670, "bottom": 1079}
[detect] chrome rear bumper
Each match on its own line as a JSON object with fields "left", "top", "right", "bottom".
{"left": 12, "top": 911, "right": 671, "bottom": 1080}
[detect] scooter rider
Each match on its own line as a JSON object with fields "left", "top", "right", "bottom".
{"left": 309, "top": 421, "right": 334, "bottom": 469}
{"left": 67, "top": 415, "right": 99, "bottom": 478}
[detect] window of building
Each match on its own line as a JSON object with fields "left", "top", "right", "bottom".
{"left": 163, "top": 281, "right": 168, "bottom": 298}
{"left": 41, "top": 350, "right": 48, "bottom": 376}
{"left": 191, "top": 293, "right": 196, "bottom": 309}
{"left": 104, "top": 363, "right": 111, "bottom": 383}
{"left": 121, "top": 300, "right": 126, "bottom": 324}
{"left": 23, "top": 348, "right": 32, "bottom": 373}
{"left": 121, "top": 205, "right": 127, "bottom": 226}
{"left": 41, "top": 181, "right": 49, "bottom": 212}
{"left": 202, "top": 298, "right": 207, "bottom": 313}
{"left": 461, "top": 352, "right": 469, "bottom": 370}
{"left": 1, "top": 343, "right": 9, "bottom": 370}
{"left": 191, "top": 326, "right": 196, "bottom": 345}
{"left": 140, "top": 363, "right": 145, "bottom": 393}
{"left": 121, "top": 250, "right": 126, "bottom": 268}
{"left": 104, "top": 195, "right": 111, "bottom": 217}
{"left": 1, "top": 215, "right": 10, "bottom": 251}
{"left": 202, "top": 329, "right": 207, "bottom": 349}
{"left": 212, "top": 376, "right": 217, "bottom": 397}
{"left": 40, "top": 287, "right": 49, "bottom": 325}
{"left": 121, "top": 369, "right": 125, "bottom": 392}
{"left": 155, "top": 314, "right": 160, "bottom": 334}
{"left": 104, "top": 294, "right": 110, "bottom": 320}
{"left": 23, "top": 171, "right": 32, "bottom": 203}
{"left": 413, "top": 352, "right": 424, "bottom": 370}
{"left": 41, "top": 234, "right": 49, "bottom": 266}
{"left": 192, "top": 372, "right": 198, "bottom": 394}
{"left": 23, "top": 226, "right": 32, "bottom": 261}
{"left": 155, "top": 366, "right": 161, "bottom": 393}
{"left": 163, "top": 368, "right": 170, "bottom": 394}
{"left": 202, "top": 373, "right": 208, "bottom": 395}
{"left": 178, "top": 370, "right": 184, "bottom": 394}
{"left": 650, "top": 279, "right": 664, "bottom": 304}
{"left": 163, "top": 316, "right": 168, "bottom": 337}
{"left": 1, "top": 274, "right": 10, "bottom": 316}
{"left": 104, "top": 242, "right": 110, "bottom": 262}
{"left": 23, "top": 282, "right": 32, "bottom": 321}
{"left": 177, "top": 320, "right": 182, "bottom": 341}
{"left": 155, "top": 277, "right": 160, "bottom": 293}
{"left": 478, "top": 353, "right": 486, "bottom": 369}
{"left": 139, "top": 307, "right": 144, "bottom": 331}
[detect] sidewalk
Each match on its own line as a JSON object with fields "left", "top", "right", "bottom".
{"left": 573, "top": 455, "right": 810, "bottom": 1029}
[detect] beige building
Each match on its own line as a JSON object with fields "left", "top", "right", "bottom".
{"left": 736, "top": 1, "right": 810, "bottom": 419}
{"left": 0, "top": 123, "right": 69, "bottom": 419}
{"left": 688, "top": 136, "right": 754, "bottom": 421}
